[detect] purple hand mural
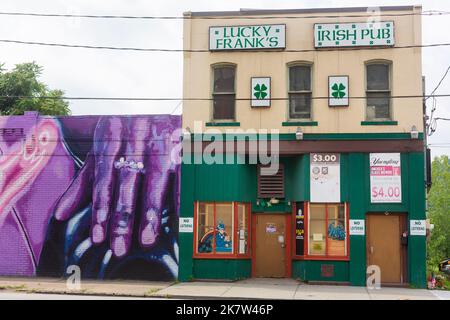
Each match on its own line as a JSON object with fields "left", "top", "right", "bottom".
{"left": 54, "top": 116, "right": 180, "bottom": 257}
{"left": 0, "top": 113, "right": 181, "bottom": 280}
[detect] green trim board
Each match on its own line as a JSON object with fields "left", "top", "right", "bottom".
{"left": 189, "top": 132, "right": 423, "bottom": 141}
{"left": 205, "top": 122, "right": 241, "bottom": 127}
{"left": 361, "top": 121, "right": 398, "bottom": 126}
{"left": 190, "top": 132, "right": 423, "bottom": 141}
{"left": 282, "top": 121, "right": 318, "bottom": 126}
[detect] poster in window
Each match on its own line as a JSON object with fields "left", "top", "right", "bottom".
{"left": 310, "top": 153, "right": 340, "bottom": 202}
{"left": 370, "top": 153, "right": 402, "bottom": 203}
{"left": 295, "top": 203, "right": 305, "bottom": 256}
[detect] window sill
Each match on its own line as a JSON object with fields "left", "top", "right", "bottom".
{"left": 282, "top": 121, "right": 318, "bottom": 127}
{"left": 206, "top": 122, "right": 240, "bottom": 127}
{"left": 300, "top": 256, "right": 350, "bottom": 261}
{"left": 193, "top": 254, "right": 251, "bottom": 260}
{"left": 361, "top": 120, "right": 398, "bottom": 126}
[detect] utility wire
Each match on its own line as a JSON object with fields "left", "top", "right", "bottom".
{"left": 1, "top": 94, "right": 450, "bottom": 101}
{"left": 0, "top": 10, "right": 447, "bottom": 20}
{"left": 425, "top": 65, "right": 450, "bottom": 101}
{"left": 0, "top": 39, "right": 449, "bottom": 52}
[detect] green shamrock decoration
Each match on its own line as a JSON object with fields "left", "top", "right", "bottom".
{"left": 331, "top": 83, "right": 346, "bottom": 99}
{"left": 253, "top": 83, "right": 268, "bottom": 99}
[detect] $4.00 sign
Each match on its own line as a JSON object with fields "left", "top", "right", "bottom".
{"left": 370, "top": 153, "right": 402, "bottom": 203}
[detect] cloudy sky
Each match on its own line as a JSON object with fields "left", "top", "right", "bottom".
{"left": 0, "top": 0, "right": 449, "bottom": 157}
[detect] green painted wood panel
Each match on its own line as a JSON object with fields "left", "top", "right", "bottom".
{"left": 193, "top": 259, "right": 252, "bottom": 280}
{"left": 292, "top": 261, "right": 349, "bottom": 282}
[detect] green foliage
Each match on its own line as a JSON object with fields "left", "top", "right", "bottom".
{"left": 0, "top": 62, "right": 70, "bottom": 115}
{"left": 427, "top": 155, "right": 450, "bottom": 268}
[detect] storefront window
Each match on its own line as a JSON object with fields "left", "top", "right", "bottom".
{"left": 309, "top": 204, "right": 326, "bottom": 255}
{"left": 308, "top": 203, "right": 347, "bottom": 257}
{"left": 195, "top": 202, "right": 250, "bottom": 256}
{"left": 215, "top": 203, "right": 234, "bottom": 254}
{"left": 237, "top": 203, "right": 249, "bottom": 254}
{"left": 197, "top": 203, "right": 214, "bottom": 253}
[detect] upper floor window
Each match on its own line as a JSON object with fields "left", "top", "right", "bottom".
{"left": 288, "top": 65, "right": 312, "bottom": 120}
{"left": 366, "top": 62, "right": 391, "bottom": 120}
{"left": 212, "top": 65, "right": 236, "bottom": 121}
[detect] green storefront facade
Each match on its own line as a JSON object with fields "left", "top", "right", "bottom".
{"left": 178, "top": 133, "right": 427, "bottom": 288}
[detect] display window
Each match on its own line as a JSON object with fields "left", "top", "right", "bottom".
{"left": 194, "top": 201, "right": 251, "bottom": 258}
{"left": 293, "top": 202, "right": 349, "bottom": 260}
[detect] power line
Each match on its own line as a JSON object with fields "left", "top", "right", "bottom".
{"left": 0, "top": 10, "right": 447, "bottom": 20}
{"left": 1, "top": 39, "right": 450, "bottom": 53}
{"left": 1, "top": 94, "right": 450, "bottom": 101}
{"left": 425, "top": 65, "right": 450, "bottom": 101}
{"left": 435, "top": 117, "right": 450, "bottom": 121}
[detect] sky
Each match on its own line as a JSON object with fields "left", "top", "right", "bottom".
{"left": 0, "top": 0, "right": 449, "bottom": 157}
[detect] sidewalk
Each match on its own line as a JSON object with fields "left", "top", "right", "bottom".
{"left": 0, "top": 277, "right": 444, "bottom": 300}
{"left": 0, "top": 277, "right": 169, "bottom": 297}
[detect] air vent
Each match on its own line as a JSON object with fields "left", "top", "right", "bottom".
{"left": 258, "top": 164, "right": 284, "bottom": 198}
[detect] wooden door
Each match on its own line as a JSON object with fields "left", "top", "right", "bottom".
{"left": 367, "top": 214, "right": 405, "bottom": 284}
{"left": 254, "top": 214, "right": 286, "bottom": 277}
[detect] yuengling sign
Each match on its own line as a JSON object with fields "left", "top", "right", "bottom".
{"left": 209, "top": 24, "right": 286, "bottom": 51}
{"left": 314, "top": 21, "right": 394, "bottom": 48}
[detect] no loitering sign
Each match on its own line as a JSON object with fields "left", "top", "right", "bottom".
{"left": 410, "top": 220, "right": 426, "bottom": 236}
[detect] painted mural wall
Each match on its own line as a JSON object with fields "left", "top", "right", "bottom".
{"left": 0, "top": 112, "right": 181, "bottom": 280}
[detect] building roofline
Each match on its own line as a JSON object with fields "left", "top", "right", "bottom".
{"left": 185, "top": 5, "right": 420, "bottom": 17}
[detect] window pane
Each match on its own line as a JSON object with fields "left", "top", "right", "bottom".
{"left": 309, "top": 204, "right": 326, "bottom": 255}
{"left": 197, "top": 203, "right": 214, "bottom": 254}
{"left": 289, "top": 66, "right": 311, "bottom": 91}
{"left": 289, "top": 93, "right": 311, "bottom": 119}
{"left": 367, "top": 64, "right": 389, "bottom": 90}
{"left": 215, "top": 203, "right": 233, "bottom": 254}
{"left": 327, "top": 204, "right": 346, "bottom": 256}
{"left": 214, "top": 66, "right": 235, "bottom": 93}
{"left": 367, "top": 92, "right": 390, "bottom": 120}
{"left": 213, "top": 94, "right": 235, "bottom": 120}
{"left": 237, "top": 204, "right": 248, "bottom": 254}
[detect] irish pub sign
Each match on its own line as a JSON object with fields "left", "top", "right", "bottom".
{"left": 314, "top": 21, "right": 394, "bottom": 48}
{"left": 209, "top": 24, "right": 286, "bottom": 51}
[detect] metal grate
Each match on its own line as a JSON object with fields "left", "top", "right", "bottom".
{"left": 258, "top": 164, "right": 284, "bottom": 198}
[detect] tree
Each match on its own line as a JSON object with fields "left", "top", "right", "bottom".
{"left": 428, "top": 155, "right": 450, "bottom": 267}
{"left": 0, "top": 62, "right": 70, "bottom": 115}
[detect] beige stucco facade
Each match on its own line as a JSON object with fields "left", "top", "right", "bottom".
{"left": 182, "top": 6, "right": 423, "bottom": 134}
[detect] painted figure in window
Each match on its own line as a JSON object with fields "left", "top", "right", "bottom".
{"left": 198, "top": 228, "right": 214, "bottom": 253}
{"left": 215, "top": 222, "right": 232, "bottom": 253}
{"left": 327, "top": 221, "right": 346, "bottom": 241}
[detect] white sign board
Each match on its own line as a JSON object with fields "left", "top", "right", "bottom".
{"left": 349, "top": 219, "right": 365, "bottom": 236}
{"left": 410, "top": 220, "right": 426, "bottom": 236}
{"left": 314, "top": 21, "right": 394, "bottom": 48}
{"left": 251, "top": 77, "right": 271, "bottom": 107}
{"left": 370, "top": 153, "right": 402, "bottom": 203}
{"left": 179, "top": 218, "right": 194, "bottom": 233}
{"left": 329, "top": 76, "right": 349, "bottom": 107}
{"left": 310, "top": 153, "right": 340, "bottom": 203}
{"left": 210, "top": 24, "right": 286, "bottom": 51}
